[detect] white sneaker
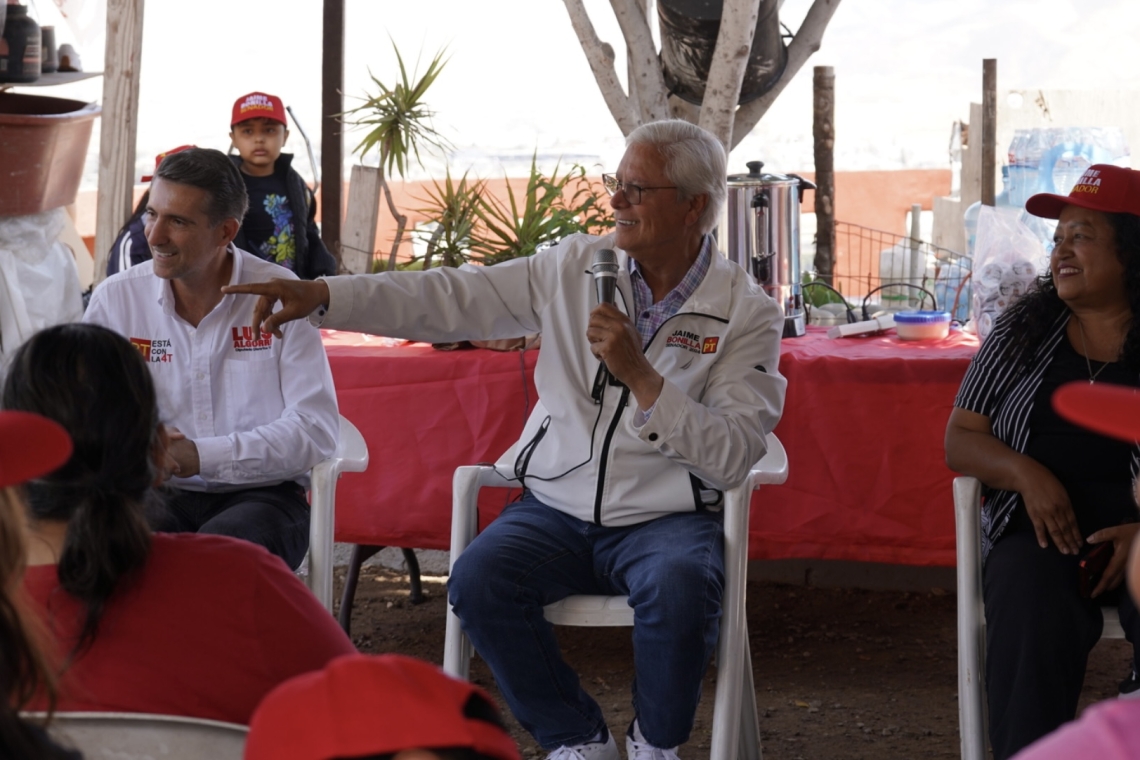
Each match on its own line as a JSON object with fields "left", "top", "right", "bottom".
{"left": 625, "top": 720, "right": 681, "bottom": 760}
{"left": 546, "top": 726, "right": 619, "bottom": 760}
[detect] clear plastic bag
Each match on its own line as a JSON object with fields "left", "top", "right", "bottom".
{"left": 970, "top": 206, "right": 1045, "bottom": 340}
{"left": 0, "top": 208, "right": 84, "bottom": 377}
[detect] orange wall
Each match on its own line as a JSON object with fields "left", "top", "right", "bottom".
{"left": 78, "top": 169, "right": 952, "bottom": 265}
{"left": 797, "top": 169, "right": 952, "bottom": 235}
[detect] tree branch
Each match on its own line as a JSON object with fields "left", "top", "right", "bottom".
{"left": 668, "top": 95, "right": 701, "bottom": 123}
{"left": 562, "top": 0, "right": 640, "bottom": 134}
{"left": 731, "top": 0, "right": 842, "bottom": 149}
{"left": 698, "top": 0, "right": 761, "bottom": 149}
{"left": 610, "top": 0, "right": 669, "bottom": 123}
{"left": 381, "top": 176, "right": 408, "bottom": 272}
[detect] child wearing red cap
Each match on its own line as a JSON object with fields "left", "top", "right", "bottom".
{"left": 228, "top": 92, "right": 336, "bottom": 280}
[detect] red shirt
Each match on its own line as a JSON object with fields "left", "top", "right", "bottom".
{"left": 23, "top": 533, "right": 356, "bottom": 724}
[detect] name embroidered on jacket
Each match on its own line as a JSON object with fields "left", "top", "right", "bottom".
{"left": 665, "top": 329, "right": 704, "bottom": 353}
{"left": 130, "top": 337, "right": 174, "bottom": 363}
{"left": 231, "top": 326, "right": 272, "bottom": 352}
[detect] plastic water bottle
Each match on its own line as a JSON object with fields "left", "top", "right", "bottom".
{"left": 963, "top": 167, "right": 1010, "bottom": 258}
{"left": 1049, "top": 127, "right": 1092, "bottom": 195}
{"left": 1007, "top": 130, "right": 1028, "bottom": 207}
{"left": 1018, "top": 130, "right": 1048, "bottom": 204}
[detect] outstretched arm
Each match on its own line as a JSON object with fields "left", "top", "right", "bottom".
{"left": 221, "top": 278, "right": 330, "bottom": 338}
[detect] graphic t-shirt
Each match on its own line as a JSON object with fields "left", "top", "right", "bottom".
{"left": 241, "top": 172, "right": 296, "bottom": 271}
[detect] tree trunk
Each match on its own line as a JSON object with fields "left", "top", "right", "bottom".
{"left": 697, "top": 0, "right": 761, "bottom": 149}
{"left": 563, "top": 0, "right": 843, "bottom": 150}
{"left": 562, "top": 0, "right": 640, "bottom": 134}
{"left": 812, "top": 65, "right": 835, "bottom": 284}
{"left": 732, "top": 0, "right": 843, "bottom": 149}
{"left": 613, "top": 0, "right": 669, "bottom": 123}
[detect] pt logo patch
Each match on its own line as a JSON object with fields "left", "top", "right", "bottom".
{"left": 130, "top": 337, "right": 173, "bottom": 363}
{"left": 701, "top": 336, "right": 720, "bottom": 354}
{"left": 231, "top": 326, "right": 272, "bottom": 352}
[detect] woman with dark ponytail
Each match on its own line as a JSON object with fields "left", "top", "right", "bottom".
{"left": 0, "top": 410, "right": 80, "bottom": 759}
{"left": 5, "top": 324, "right": 355, "bottom": 725}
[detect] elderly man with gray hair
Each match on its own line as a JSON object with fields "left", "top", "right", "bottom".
{"left": 227, "top": 120, "right": 786, "bottom": 758}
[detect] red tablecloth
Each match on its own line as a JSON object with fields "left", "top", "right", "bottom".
{"left": 763, "top": 326, "right": 979, "bottom": 566}
{"left": 324, "top": 326, "right": 979, "bottom": 566}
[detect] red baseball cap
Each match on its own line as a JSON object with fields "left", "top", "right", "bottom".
{"left": 141, "top": 144, "right": 196, "bottom": 183}
{"left": 1025, "top": 164, "right": 1140, "bottom": 220}
{"left": 244, "top": 654, "right": 521, "bottom": 760}
{"left": 0, "top": 411, "right": 73, "bottom": 489}
{"left": 1053, "top": 381, "right": 1140, "bottom": 443}
{"left": 231, "top": 91, "right": 287, "bottom": 127}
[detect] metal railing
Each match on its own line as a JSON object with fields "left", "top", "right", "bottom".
{"left": 810, "top": 221, "right": 971, "bottom": 321}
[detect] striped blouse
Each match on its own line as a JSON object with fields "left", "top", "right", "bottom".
{"left": 954, "top": 308, "right": 1140, "bottom": 561}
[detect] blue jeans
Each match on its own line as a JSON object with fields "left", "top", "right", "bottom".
{"left": 448, "top": 494, "right": 725, "bottom": 749}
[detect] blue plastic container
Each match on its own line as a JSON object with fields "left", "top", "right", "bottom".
{"left": 894, "top": 310, "right": 951, "bottom": 340}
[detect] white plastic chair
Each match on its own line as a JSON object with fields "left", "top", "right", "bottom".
{"left": 444, "top": 433, "right": 788, "bottom": 760}
{"left": 954, "top": 475, "right": 1124, "bottom": 760}
{"left": 306, "top": 414, "right": 369, "bottom": 611}
{"left": 29, "top": 711, "right": 246, "bottom": 759}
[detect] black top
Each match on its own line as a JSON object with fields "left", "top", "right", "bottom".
{"left": 1024, "top": 336, "right": 1138, "bottom": 537}
{"left": 240, "top": 171, "right": 297, "bottom": 273}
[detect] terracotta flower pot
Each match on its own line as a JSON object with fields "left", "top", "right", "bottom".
{"left": 0, "top": 91, "right": 100, "bottom": 216}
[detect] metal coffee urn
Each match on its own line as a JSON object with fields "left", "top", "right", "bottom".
{"left": 721, "top": 161, "right": 815, "bottom": 338}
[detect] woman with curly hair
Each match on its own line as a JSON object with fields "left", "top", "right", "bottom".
{"left": 4, "top": 323, "right": 355, "bottom": 725}
{"left": 946, "top": 165, "right": 1140, "bottom": 759}
{"left": 0, "top": 410, "right": 78, "bottom": 759}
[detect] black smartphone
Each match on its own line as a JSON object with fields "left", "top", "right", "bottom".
{"left": 1078, "top": 542, "right": 1115, "bottom": 599}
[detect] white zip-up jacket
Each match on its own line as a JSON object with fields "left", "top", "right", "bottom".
{"left": 321, "top": 233, "right": 786, "bottom": 526}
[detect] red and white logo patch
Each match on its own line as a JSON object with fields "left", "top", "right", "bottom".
{"left": 130, "top": 337, "right": 173, "bottom": 363}
{"left": 231, "top": 326, "right": 272, "bottom": 352}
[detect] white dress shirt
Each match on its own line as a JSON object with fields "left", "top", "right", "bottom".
{"left": 84, "top": 247, "right": 339, "bottom": 492}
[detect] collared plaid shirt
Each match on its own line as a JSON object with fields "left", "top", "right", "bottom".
{"left": 628, "top": 235, "right": 712, "bottom": 348}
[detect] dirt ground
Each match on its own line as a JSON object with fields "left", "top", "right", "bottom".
{"left": 338, "top": 567, "right": 1131, "bottom": 759}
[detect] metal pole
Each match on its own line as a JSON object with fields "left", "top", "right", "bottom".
{"left": 908, "top": 203, "right": 923, "bottom": 307}
{"left": 812, "top": 65, "right": 836, "bottom": 285}
{"left": 321, "top": 0, "right": 345, "bottom": 267}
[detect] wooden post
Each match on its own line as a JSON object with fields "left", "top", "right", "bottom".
{"left": 812, "top": 65, "right": 835, "bottom": 285}
{"left": 92, "top": 0, "right": 145, "bottom": 284}
{"left": 341, "top": 165, "right": 382, "bottom": 275}
{"left": 981, "top": 59, "right": 997, "bottom": 206}
{"left": 321, "top": 0, "right": 345, "bottom": 268}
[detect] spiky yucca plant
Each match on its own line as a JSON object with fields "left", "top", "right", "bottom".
{"left": 470, "top": 156, "right": 614, "bottom": 266}
{"left": 343, "top": 43, "right": 450, "bottom": 272}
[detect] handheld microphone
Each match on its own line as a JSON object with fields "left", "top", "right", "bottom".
{"left": 590, "top": 249, "right": 621, "bottom": 400}
{"left": 591, "top": 248, "right": 618, "bottom": 306}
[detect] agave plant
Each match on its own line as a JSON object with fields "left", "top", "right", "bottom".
{"left": 413, "top": 170, "right": 486, "bottom": 270}
{"left": 470, "top": 156, "right": 614, "bottom": 266}
{"left": 343, "top": 43, "right": 451, "bottom": 272}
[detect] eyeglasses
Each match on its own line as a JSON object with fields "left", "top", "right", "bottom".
{"left": 601, "top": 174, "right": 678, "bottom": 206}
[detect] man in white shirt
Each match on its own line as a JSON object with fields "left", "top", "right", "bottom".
{"left": 84, "top": 148, "right": 339, "bottom": 568}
